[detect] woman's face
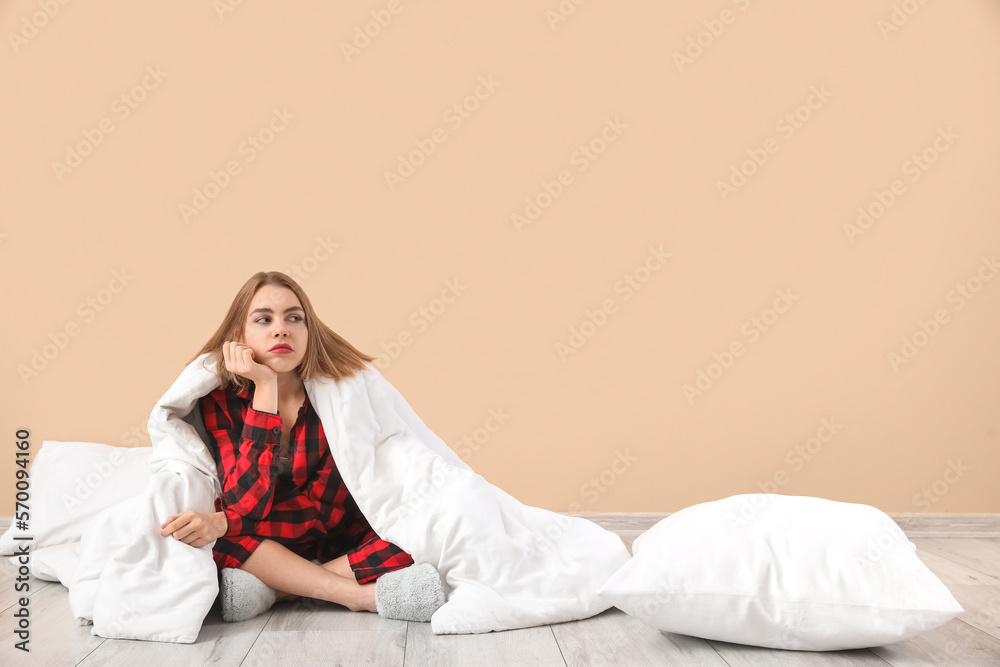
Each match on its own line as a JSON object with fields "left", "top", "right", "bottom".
{"left": 241, "top": 284, "right": 308, "bottom": 375}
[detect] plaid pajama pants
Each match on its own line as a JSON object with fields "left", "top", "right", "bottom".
{"left": 212, "top": 524, "right": 414, "bottom": 584}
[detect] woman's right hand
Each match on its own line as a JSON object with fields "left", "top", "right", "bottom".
{"left": 160, "top": 510, "right": 228, "bottom": 547}
{"left": 223, "top": 340, "right": 278, "bottom": 386}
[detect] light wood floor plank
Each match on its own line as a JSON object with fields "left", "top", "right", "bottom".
{"left": 891, "top": 515, "right": 1000, "bottom": 538}
{"left": 912, "top": 540, "right": 1000, "bottom": 586}
{"left": 549, "top": 607, "right": 728, "bottom": 666}
{"left": 254, "top": 598, "right": 407, "bottom": 665}
{"left": 403, "top": 619, "right": 565, "bottom": 666}
{"left": 915, "top": 538, "right": 1000, "bottom": 579}
{"left": 942, "top": 584, "right": 1000, "bottom": 641}
{"left": 263, "top": 596, "right": 402, "bottom": 632}
{"left": 242, "top": 628, "right": 406, "bottom": 666}
{"left": 0, "top": 580, "right": 104, "bottom": 666}
{"left": 76, "top": 600, "right": 271, "bottom": 666}
{"left": 568, "top": 513, "right": 667, "bottom": 533}
{"left": 704, "top": 640, "right": 885, "bottom": 666}
{"left": 871, "top": 617, "right": 1000, "bottom": 666}
{"left": 909, "top": 538, "right": 1000, "bottom": 643}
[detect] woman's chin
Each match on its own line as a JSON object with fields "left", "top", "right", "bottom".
{"left": 269, "top": 356, "right": 303, "bottom": 374}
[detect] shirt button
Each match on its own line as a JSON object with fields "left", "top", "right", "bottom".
{"left": 271, "top": 427, "right": 281, "bottom": 435}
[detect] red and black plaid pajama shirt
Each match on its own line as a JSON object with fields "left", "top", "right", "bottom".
{"left": 200, "top": 383, "right": 413, "bottom": 584}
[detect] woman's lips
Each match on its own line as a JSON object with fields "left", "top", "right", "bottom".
{"left": 270, "top": 346, "right": 292, "bottom": 353}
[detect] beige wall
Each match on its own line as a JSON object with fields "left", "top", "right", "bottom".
{"left": 3, "top": 1, "right": 999, "bottom": 517}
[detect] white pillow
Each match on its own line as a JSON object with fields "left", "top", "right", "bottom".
{"left": 0, "top": 441, "right": 152, "bottom": 555}
{"left": 596, "top": 494, "right": 964, "bottom": 651}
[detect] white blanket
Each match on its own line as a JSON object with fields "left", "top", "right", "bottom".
{"left": 36, "top": 353, "right": 629, "bottom": 642}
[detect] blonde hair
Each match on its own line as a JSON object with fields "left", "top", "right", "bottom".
{"left": 188, "top": 271, "right": 376, "bottom": 394}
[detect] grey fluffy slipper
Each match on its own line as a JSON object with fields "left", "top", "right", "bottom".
{"left": 220, "top": 567, "right": 277, "bottom": 622}
{"left": 374, "top": 562, "right": 446, "bottom": 622}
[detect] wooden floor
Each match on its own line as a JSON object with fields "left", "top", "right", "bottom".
{"left": 2, "top": 514, "right": 999, "bottom": 666}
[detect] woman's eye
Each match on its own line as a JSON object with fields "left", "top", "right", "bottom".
{"left": 254, "top": 315, "right": 302, "bottom": 324}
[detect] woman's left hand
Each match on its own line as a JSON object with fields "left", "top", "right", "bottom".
{"left": 160, "top": 511, "right": 227, "bottom": 548}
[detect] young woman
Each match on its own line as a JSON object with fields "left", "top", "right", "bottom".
{"left": 158, "top": 271, "right": 444, "bottom": 622}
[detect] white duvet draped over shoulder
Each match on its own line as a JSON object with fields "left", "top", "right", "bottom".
{"left": 51, "top": 353, "right": 630, "bottom": 643}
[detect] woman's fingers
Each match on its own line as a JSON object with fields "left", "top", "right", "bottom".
{"left": 161, "top": 513, "right": 211, "bottom": 547}
{"left": 160, "top": 510, "right": 215, "bottom": 547}
{"left": 160, "top": 512, "right": 189, "bottom": 536}
{"left": 161, "top": 521, "right": 179, "bottom": 537}
{"left": 172, "top": 524, "right": 193, "bottom": 541}
{"left": 225, "top": 341, "right": 241, "bottom": 370}
{"left": 225, "top": 342, "right": 239, "bottom": 374}
{"left": 223, "top": 340, "right": 261, "bottom": 381}
{"left": 183, "top": 524, "right": 213, "bottom": 547}
{"left": 162, "top": 511, "right": 199, "bottom": 536}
